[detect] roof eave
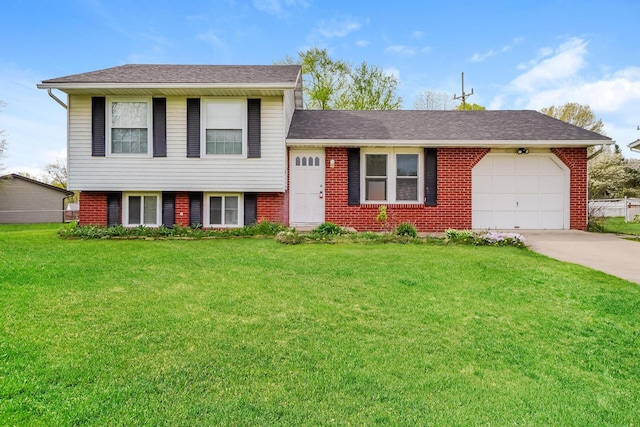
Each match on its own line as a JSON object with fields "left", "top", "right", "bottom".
{"left": 628, "top": 139, "right": 640, "bottom": 153}
{"left": 285, "top": 138, "right": 614, "bottom": 148}
{"left": 37, "top": 82, "right": 298, "bottom": 92}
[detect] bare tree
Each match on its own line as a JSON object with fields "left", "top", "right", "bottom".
{"left": 44, "top": 158, "right": 68, "bottom": 188}
{"left": 413, "top": 89, "right": 457, "bottom": 110}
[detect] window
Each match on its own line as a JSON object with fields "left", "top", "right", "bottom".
{"left": 124, "top": 193, "right": 161, "bottom": 226}
{"left": 109, "top": 99, "right": 151, "bottom": 154}
{"left": 203, "top": 99, "right": 246, "bottom": 156}
{"left": 205, "top": 194, "right": 243, "bottom": 227}
{"left": 365, "top": 154, "right": 387, "bottom": 201}
{"left": 362, "top": 150, "right": 421, "bottom": 203}
{"left": 396, "top": 154, "right": 419, "bottom": 201}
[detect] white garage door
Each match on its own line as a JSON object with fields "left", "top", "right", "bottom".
{"left": 472, "top": 154, "right": 569, "bottom": 230}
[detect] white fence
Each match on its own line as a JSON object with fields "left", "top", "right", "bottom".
{"left": 588, "top": 197, "right": 640, "bottom": 222}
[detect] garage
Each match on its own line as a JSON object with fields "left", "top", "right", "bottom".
{"left": 472, "top": 154, "right": 569, "bottom": 230}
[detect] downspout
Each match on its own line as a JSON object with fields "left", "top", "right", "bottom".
{"left": 587, "top": 145, "right": 605, "bottom": 161}
{"left": 47, "top": 88, "right": 67, "bottom": 109}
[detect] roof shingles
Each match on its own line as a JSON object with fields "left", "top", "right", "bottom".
{"left": 41, "top": 64, "right": 301, "bottom": 85}
{"left": 286, "top": 110, "right": 611, "bottom": 141}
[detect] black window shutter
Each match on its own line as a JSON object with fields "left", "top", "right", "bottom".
{"left": 347, "top": 148, "right": 361, "bottom": 206}
{"left": 92, "top": 97, "right": 106, "bottom": 157}
{"left": 244, "top": 193, "right": 257, "bottom": 226}
{"left": 424, "top": 148, "right": 438, "bottom": 206}
{"left": 189, "top": 192, "right": 203, "bottom": 227}
{"left": 153, "top": 98, "right": 167, "bottom": 157}
{"left": 106, "top": 192, "right": 121, "bottom": 226}
{"left": 162, "top": 192, "right": 175, "bottom": 227}
{"left": 247, "top": 99, "right": 261, "bottom": 158}
{"left": 186, "top": 98, "right": 200, "bottom": 158}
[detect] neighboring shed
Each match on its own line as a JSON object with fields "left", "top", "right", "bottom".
{"left": 0, "top": 174, "right": 73, "bottom": 223}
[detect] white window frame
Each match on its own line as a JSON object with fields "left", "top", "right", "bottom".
{"left": 122, "top": 192, "right": 162, "bottom": 227}
{"left": 361, "top": 148, "right": 423, "bottom": 204}
{"left": 107, "top": 97, "right": 153, "bottom": 156}
{"left": 203, "top": 193, "right": 244, "bottom": 228}
{"left": 201, "top": 98, "right": 247, "bottom": 158}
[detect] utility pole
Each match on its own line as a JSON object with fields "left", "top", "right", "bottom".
{"left": 453, "top": 72, "right": 474, "bottom": 109}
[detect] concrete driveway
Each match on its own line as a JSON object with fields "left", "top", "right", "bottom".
{"left": 521, "top": 230, "right": 640, "bottom": 285}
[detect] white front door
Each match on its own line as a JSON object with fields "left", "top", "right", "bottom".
{"left": 289, "top": 150, "right": 325, "bottom": 226}
{"left": 472, "top": 154, "right": 569, "bottom": 229}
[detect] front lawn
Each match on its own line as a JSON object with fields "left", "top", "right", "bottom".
{"left": 598, "top": 216, "right": 640, "bottom": 236}
{"left": 1, "top": 225, "right": 639, "bottom": 425}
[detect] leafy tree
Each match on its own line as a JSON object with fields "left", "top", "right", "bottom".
{"left": 456, "top": 102, "right": 486, "bottom": 111}
{"left": 588, "top": 145, "right": 640, "bottom": 198}
{"left": 540, "top": 103, "right": 605, "bottom": 135}
{"left": 336, "top": 62, "right": 402, "bottom": 110}
{"left": 413, "top": 89, "right": 456, "bottom": 110}
{"left": 277, "top": 48, "right": 401, "bottom": 110}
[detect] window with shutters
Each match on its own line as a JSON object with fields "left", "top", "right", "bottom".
{"left": 202, "top": 99, "right": 246, "bottom": 156}
{"left": 108, "top": 98, "right": 152, "bottom": 155}
{"left": 361, "top": 149, "right": 422, "bottom": 203}
{"left": 204, "top": 193, "right": 244, "bottom": 227}
{"left": 123, "top": 192, "right": 161, "bottom": 226}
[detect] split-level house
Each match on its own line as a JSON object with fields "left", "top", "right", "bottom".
{"left": 38, "top": 64, "right": 611, "bottom": 231}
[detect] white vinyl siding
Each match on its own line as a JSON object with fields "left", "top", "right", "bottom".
{"left": 67, "top": 95, "right": 287, "bottom": 192}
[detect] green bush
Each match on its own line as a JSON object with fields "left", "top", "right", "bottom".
{"left": 310, "top": 222, "right": 346, "bottom": 237}
{"left": 275, "top": 229, "right": 304, "bottom": 245}
{"left": 395, "top": 223, "right": 417, "bottom": 238}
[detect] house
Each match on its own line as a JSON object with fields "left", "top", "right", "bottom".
{"left": 37, "top": 64, "right": 611, "bottom": 231}
{"left": 0, "top": 174, "right": 73, "bottom": 223}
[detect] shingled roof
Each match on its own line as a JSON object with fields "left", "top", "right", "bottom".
{"left": 40, "top": 64, "right": 301, "bottom": 86}
{"left": 287, "top": 110, "right": 611, "bottom": 143}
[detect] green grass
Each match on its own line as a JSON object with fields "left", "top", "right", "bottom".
{"left": 1, "top": 224, "right": 639, "bottom": 426}
{"left": 599, "top": 216, "right": 640, "bottom": 236}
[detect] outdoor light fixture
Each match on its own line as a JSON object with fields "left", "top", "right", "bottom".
{"left": 517, "top": 148, "right": 529, "bottom": 155}
{"left": 330, "top": 159, "right": 335, "bottom": 168}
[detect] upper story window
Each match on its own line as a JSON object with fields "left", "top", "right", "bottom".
{"left": 109, "top": 99, "right": 152, "bottom": 155}
{"left": 203, "top": 99, "right": 246, "bottom": 156}
{"left": 362, "top": 149, "right": 421, "bottom": 204}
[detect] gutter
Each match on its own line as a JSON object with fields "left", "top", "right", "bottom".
{"left": 628, "top": 139, "right": 640, "bottom": 153}
{"left": 47, "top": 88, "right": 67, "bottom": 109}
{"left": 587, "top": 145, "right": 605, "bottom": 160}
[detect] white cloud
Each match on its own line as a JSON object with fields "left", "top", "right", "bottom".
{"left": 0, "top": 65, "right": 67, "bottom": 173}
{"left": 384, "top": 67, "right": 401, "bottom": 80}
{"left": 493, "top": 38, "right": 640, "bottom": 158}
{"left": 386, "top": 45, "right": 415, "bottom": 55}
{"left": 470, "top": 37, "right": 523, "bottom": 62}
{"left": 253, "top": 0, "right": 307, "bottom": 17}
{"left": 316, "top": 18, "right": 361, "bottom": 38}
{"left": 471, "top": 49, "right": 496, "bottom": 62}
{"left": 510, "top": 37, "right": 588, "bottom": 92}
{"left": 411, "top": 31, "right": 425, "bottom": 40}
{"left": 356, "top": 40, "right": 370, "bottom": 47}
{"left": 197, "top": 29, "right": 227, "bottom": 49}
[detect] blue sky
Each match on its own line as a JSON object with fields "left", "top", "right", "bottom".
{"left": 2, "top": 0, "right": 640, "bottom": 177}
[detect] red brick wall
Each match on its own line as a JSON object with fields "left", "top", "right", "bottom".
{"left": 552, "top": 147, "right": 588, "bottom": 230}
{"left": 257, "top": 193, "right": 288, "bottom": 224}
{"left": 175, "top": 192, "right": 190, "bottom": 227}
{"left": 79, "top": 192, "right": 107, "bottom": 226}
{"left": 324, "top": 147, "right": 490, "bottom": 232}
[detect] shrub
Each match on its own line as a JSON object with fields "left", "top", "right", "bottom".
{"left": 395, "top": 223, "right": 417, "bottom": 238}
{"left": 311, "top": 222, "right": 346, "bottom": 237}
{"left": 275, "top": 230, "right": 303, "bottom": 245}
{"left": 477, "top": 231, "right": 526, "bottom": 248}
{"left": 445, "top": 229, "right": 474, "bottom": 241}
